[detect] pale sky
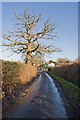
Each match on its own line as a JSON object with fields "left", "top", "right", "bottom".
{"left": 0, "top": 2, "right": 78, "bottom": 62}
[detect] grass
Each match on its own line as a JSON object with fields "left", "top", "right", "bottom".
{"left": 47, "top": 71, "right": 80, "bottom": 108}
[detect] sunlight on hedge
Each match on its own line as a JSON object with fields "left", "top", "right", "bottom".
{"left": 1, "top": 60, "right": 37, "bottom": 99}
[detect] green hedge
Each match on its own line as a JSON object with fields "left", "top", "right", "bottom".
{"left": 2, "top": 60, "right": 20, "bottom": 82}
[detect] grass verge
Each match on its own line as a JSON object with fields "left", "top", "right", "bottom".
{"left": 47, "top": 71, "right": 80, "bottom": 108}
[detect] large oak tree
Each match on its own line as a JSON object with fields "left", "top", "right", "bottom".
{"left": 2, "top": 10, "right": 61, "bottom": 64}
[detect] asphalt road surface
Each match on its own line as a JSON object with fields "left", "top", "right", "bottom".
{"left": 4, "top": 72, "right": 67, "bottom": 118}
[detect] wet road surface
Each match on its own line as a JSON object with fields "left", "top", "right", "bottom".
{"left": 4, "top": 72, "right": 67, "bottom": 118}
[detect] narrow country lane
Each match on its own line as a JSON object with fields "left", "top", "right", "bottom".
{"left": 3, "top": 72, "right": 67, "bottom": 118}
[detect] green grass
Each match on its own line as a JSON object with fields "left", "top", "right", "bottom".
{"left": 47, "top": 71, "right": 80, "bottom": 108}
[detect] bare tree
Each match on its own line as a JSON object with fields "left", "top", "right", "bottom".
{"left": 2, "top": 10, "right": 61, "bottom": 64}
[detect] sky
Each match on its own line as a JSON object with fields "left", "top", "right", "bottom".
{"left": 0, "top": 2, "right": 78, "bottom": 62}
{"left": 0, "top": 0, "right": 79, "bottom": 2}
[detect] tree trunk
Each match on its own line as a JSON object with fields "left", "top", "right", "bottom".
{"left": 25, "top": 54, "right": 31, "bottom": 64}
{"left": 25, "top": 42, "right": 32, "bottom": 64}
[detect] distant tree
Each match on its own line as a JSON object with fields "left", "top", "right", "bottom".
{"left": 31, "top": 54, "right": 44, "bottom": 67}
{"left": 48, "top": 60, "right": 55, "bottom": 63}
{"left": 57, "top": 58, "right": 70, "bottom": 64}
{"left": 2, "top": 10, "right": 61, "bottom": 64}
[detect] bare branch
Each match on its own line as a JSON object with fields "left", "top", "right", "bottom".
{"left": 2, "top": 10, "right": 60, "bottom": 64}
{"left": 30, "top": 44, "right": 39, "bottom": 53}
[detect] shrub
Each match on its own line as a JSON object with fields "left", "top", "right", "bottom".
{"left": 1, "top": 60, "right": 37, "bottom": 99}
{"left": 53, "top": 62, "right": 79, "bottom": 86}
